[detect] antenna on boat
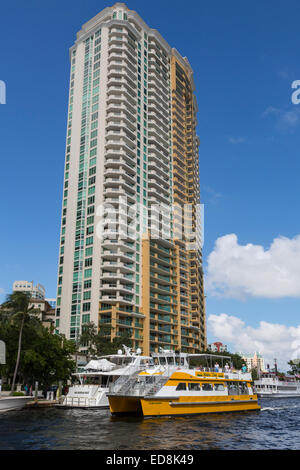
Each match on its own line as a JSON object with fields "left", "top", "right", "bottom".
{"left": 123, "top": 345, "right": 132, "bottom": 356}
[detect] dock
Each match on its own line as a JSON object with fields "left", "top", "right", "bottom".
{"left": 25, "top": 399, "right": 59, "bottom": 408}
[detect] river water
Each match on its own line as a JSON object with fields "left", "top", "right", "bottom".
{"left": 0, "top": 398, "right": 299, "bottom": 450}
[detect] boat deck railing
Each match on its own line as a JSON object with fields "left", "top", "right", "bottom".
{"left": 108, "top": 370, "right": 141, "bottom": 395}
{"left": 62, "top": 396, "right": 97, "bottom": 407}
{"left": 144, "top": 376, "right": 170, "bottom": 397}
{"left": 108, "top": 373, "right": 169, "bottom": 397}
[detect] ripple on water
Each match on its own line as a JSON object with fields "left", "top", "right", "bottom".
{"left": 0, "top": 398, "right": 299, "bottom": 450}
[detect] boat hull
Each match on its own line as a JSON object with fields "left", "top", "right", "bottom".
{"left": 59, "top": 385, "right": 109, "bottom": 408}
{"left": 109, "top": 396, "right": 143, "bottom": 415}
{"left": 257, "top": 392, "right": 300, "bottom": 398}
{"left": 0, "top": 396, "right": 32, "bottom": 412}
{"left": 109, "top": 395, "right": 261, "bottom": 417}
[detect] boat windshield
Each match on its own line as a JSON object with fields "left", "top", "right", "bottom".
{"left": 105, "top": 356, "right": 153, "bottom": 367}
{"left": 80, "top": 375, "right": 114, "bottom": 386}
{"left": 151, "top": 353, "right": 187, "bottom": 367}
{"left": 107, "top": 356, "right": 135, "bottom": 367}
{"left": 152, "top": 355, "right": 185, "bottom": 367}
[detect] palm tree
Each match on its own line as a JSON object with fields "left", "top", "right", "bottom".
{"left": 3, "top": 291, "right": 37, "bottom": 393}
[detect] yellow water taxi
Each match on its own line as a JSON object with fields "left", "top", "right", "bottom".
{"left": 107, "top": 350, "right": 261, "bottom": 417}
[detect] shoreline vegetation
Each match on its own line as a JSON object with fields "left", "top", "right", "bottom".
{"left": 1, "top": 292, "right": 297, "bottom": 396}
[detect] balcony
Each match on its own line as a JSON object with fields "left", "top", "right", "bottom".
{"left": 105, "top": 154, "right": 136, "bottom": 171}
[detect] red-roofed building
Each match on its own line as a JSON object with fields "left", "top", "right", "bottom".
{"left": 208, "top": 342, "right": 227, "bottom": 353}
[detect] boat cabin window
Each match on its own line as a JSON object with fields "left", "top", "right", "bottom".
{"left": 239, "top": 382, "right": 249, "bottom": 394}
{"left": 81, "top": 376, "right": 109, "bottom": 386}
{"left": 188, "top": 383, "right": 201, "bottom": 391}
{"left": 175, "top": 356, "right": 181, "bottom": 366}
{"left": 139, "top": 359, "right": 153, "bottom": 366}
{"left": 152, "top": 355, "right": 183, "bottom": 366}
{"left": 278, "top": 385, "right": 297, "bottom": 391}
{"left": 214, "top": 384, "right": 225, "bottom": 391}
{"left": 145, "top": 376, "right": 156, "bottom": 384}
{"left": 176, "top": 383, "right": 187, "bottom": 391}
{"left": 83, "top": 377, "right": 100, "bottom": 385}
{"left": 108, "top": 357, "right": 135, "bottom": 366}
{"left": 228, "top": 382, "right": 239, "bottom": 395}
{"left": 202, "top": 383, "right": 213, "bottom": 391}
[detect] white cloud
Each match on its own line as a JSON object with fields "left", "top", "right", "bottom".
{"left": 208, "top": 313, "right": 300, "bottom": 371}
{"left": 262, "top": 106, "right": 279, "bottom": 117}
{"left": 262, "top": 105, "right": 300, "bottom": 130}
{"left": 228, "top": 137, "right": 246, "bottom": 144}
{"left": 206, "top": 234, "right": 300, "bottom": 299}
{"left": 202, "top": 185, "right": 223, "bottom": 205}
{"left": 278, "top": 70, "right": 290, "bottom": 80}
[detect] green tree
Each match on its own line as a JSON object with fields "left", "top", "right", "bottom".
{"left": 2, "top": 292, "right": 38, "bottom": 393}
{"left": 111, "top": 329, "right": 132, "bottom": 353}
{"left": 80, "top": 322, "right": 98, "bottom": 359}
{"left": 80, "top": 322, "right": 132, "bottom": 358}
{"left": 287, "top": 359, "right": 300, "bottom": 376}
{"left": 21, "top": 331, "right": 76, "bottom": 391}
{"left": 0, "top": 295, "right": 76, "bottom": 391}
{"left": 250, "top": 368, "right": 258, "bottom": 380}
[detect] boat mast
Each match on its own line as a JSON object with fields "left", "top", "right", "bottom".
{"left": 274, "top": 358, "right": 278, "bottom": 377}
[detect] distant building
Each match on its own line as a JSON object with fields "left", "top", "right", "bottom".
{"left": 1, "top": 295, "right": 55, "bottom": 332}
{"left": 241, "top": 351, "right": 265, "bottom": 372}
{"left": 12, "top": 281, "right": 55, "bottom": 331}
{"left": 29, "top": 299, "right": 55, "bottom": 330}
{"left": 13, "top": 280, "right": 45, "bottom": 300}
{"left": 46, "top": 298, "right": 56, "bottom": 309}
{"left": 208, "top": 342, "right": 227, "bottom": 353}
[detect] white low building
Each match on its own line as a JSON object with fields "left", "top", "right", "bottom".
{"left": 13, "top": 280, "right": 45, "bottom": 300}
{"left": 241, "top": 351, "right": 265, "bottom": 372}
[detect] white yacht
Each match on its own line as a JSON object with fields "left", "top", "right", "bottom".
{"left": 0, "top": 395, "right": 32, "bottom": 412}
{"left": 60, "top": 346, "right": 153, "bottom": 408}
{"left": 254, "top": 373, "right": 300, "bottom": 398}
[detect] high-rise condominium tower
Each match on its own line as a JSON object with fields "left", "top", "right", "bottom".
{"left": 55, "top": 3, "right": 206, "bottom": 354}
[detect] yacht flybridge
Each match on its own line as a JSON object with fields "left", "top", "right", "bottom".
{"left": 60, "top": 346, "right": 152, "bottom": 408}
{"left": 107, "top": 350, "right": 261, "bottom": 417}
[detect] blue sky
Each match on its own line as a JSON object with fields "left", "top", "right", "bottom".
{"left": 0, "top": 0, "right": 299, "bottom": 367}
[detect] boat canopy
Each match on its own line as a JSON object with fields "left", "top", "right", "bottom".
{"left": 84, "top": 359, "right": 116, "bottom": 371}
{"left": 188, "top": 354, "right": 231, "bottom": 361}
{"left": 188, "top": 354, "right": 232, "bottom": 368}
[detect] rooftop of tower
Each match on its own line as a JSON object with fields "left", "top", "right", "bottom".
{"left": 74, "top": 2, "right": 194, "bottom": 78}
